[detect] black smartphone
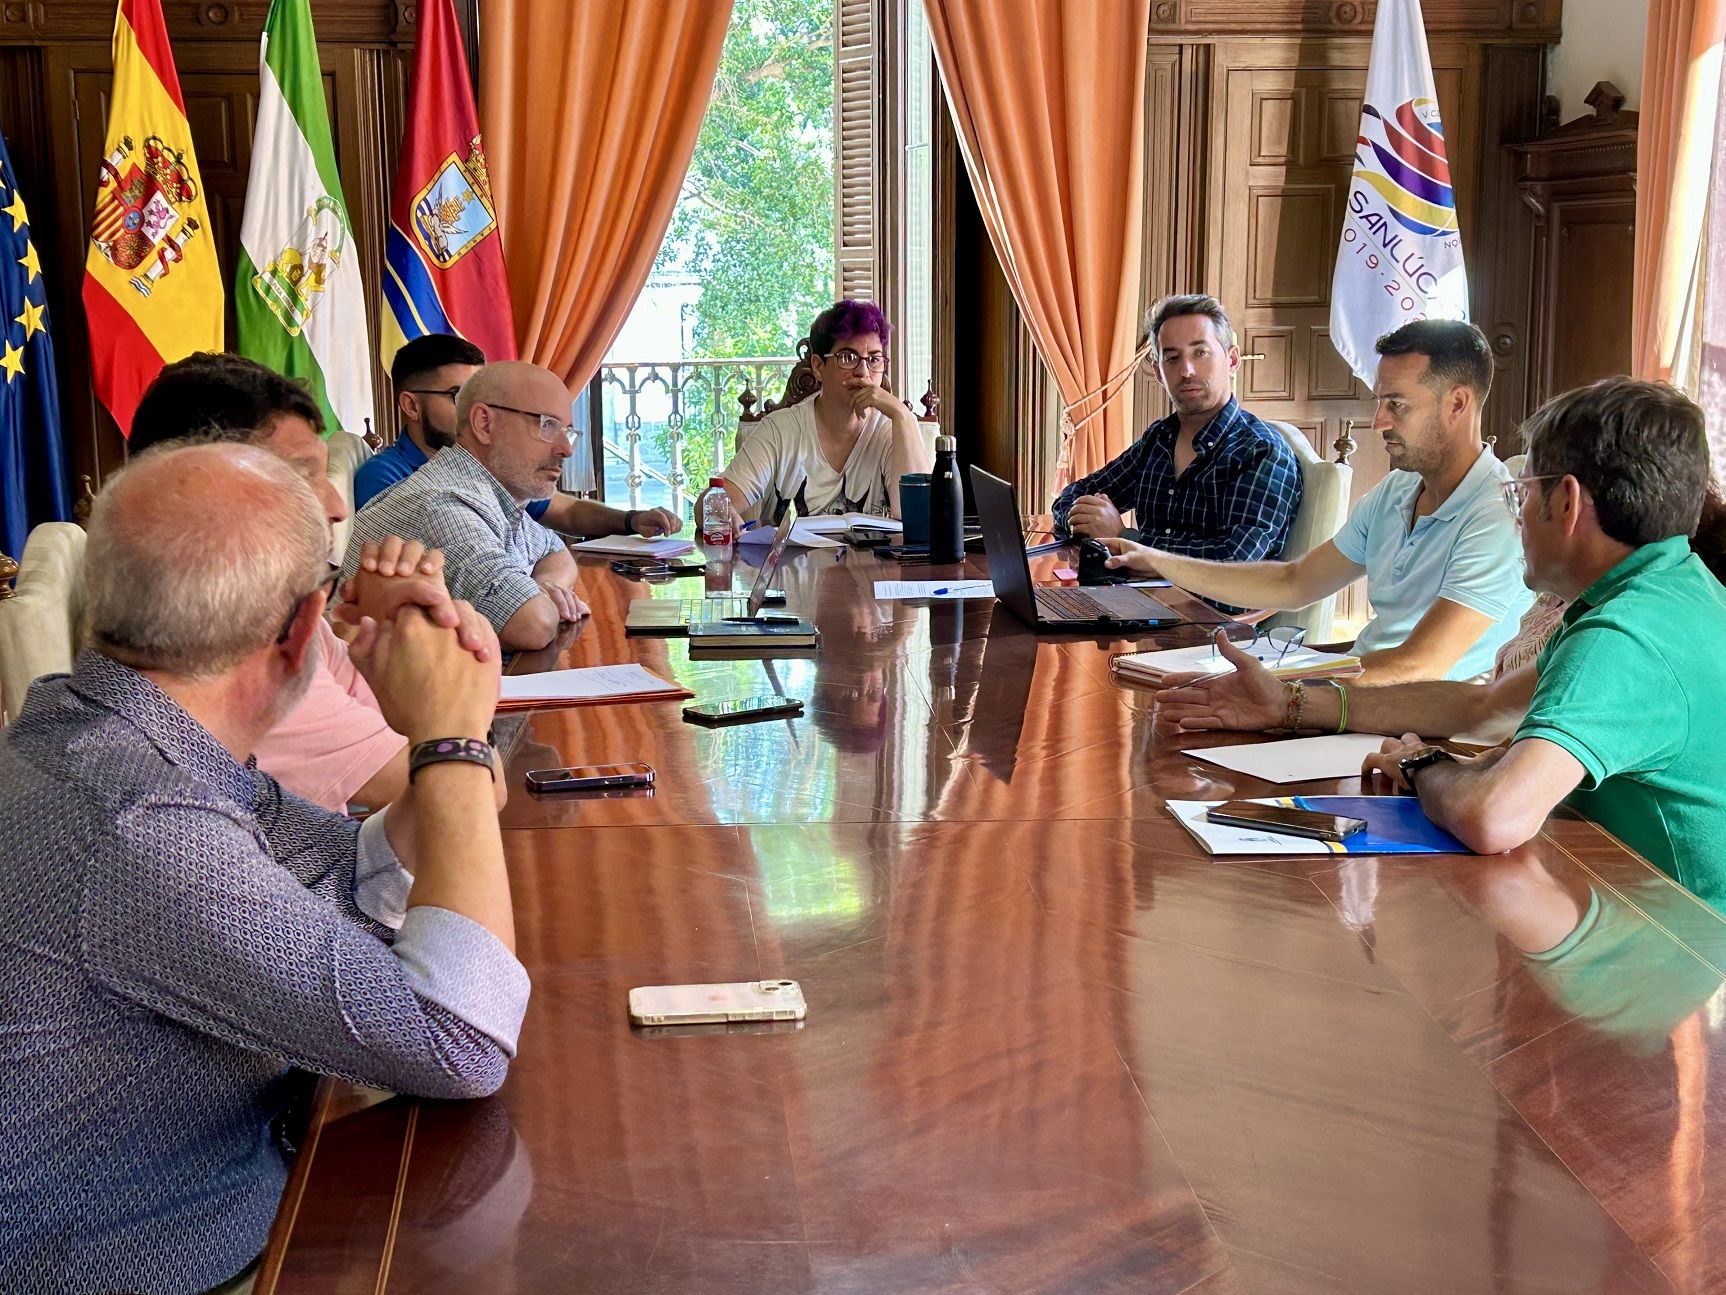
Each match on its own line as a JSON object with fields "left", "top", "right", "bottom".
{"left": 879, "top": 544, "right": 931, "bottom": 562}
{"left": 662, "top": 558, "right": 707, "bottom": 576}
{"left": 610, "top": 560, "right": 672, "bottom": 579}
{"left": 526, "top": 762, "right": 656, "bottom": 792}
{"left": 682, "top": 695, "right": 805, "bottom": 726}
{"left": 1205, "top": 800, "right": 1367, "bottom": 842}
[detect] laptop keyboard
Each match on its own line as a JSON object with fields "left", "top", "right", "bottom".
{"left": 1034, "top": 585, "right": 1166, "bottom": 621}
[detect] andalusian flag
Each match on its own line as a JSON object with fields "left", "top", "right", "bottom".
{"left": 80, "top": 0, "right": 223, "bottom": 436}
{"left": 235, "top": 0, "right": 373, "bottom": 435}
{"left": 381, "top": 0, "right": 516, "bottom": 367}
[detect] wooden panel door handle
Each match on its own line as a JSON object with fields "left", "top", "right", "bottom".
{"left": 1240, "top": 352, "right": 1267, "bottom": 361}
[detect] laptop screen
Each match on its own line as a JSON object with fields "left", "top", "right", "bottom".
{"left": 967, "top": 466, "right": 1038, "bottom": 623}
{"left": 744, "top": 502, "right": 798, "bottom": 616}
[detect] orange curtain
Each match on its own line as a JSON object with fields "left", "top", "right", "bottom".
{"left": 925, "top": 0, "right": 1152, "bottom": 484}
{"left": 480, "top": 0, "right": 733, "bottom": 387}
{"left": 1633, "top": 0, "right": 1726, "bottom": 382}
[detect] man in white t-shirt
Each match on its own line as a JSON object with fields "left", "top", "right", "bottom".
{"left": 712, "top": 301, "right": 933, "bottom": 521}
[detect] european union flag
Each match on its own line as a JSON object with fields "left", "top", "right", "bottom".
{"left": 0, "top": 125, "right": 70, "bottom": 560}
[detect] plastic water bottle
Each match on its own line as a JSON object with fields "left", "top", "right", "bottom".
{"left": 700, "top": 477, "right": 735, "bottom": 546}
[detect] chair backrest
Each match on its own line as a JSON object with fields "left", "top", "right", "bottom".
{"left": 325, "top": 430, "right": 372, "bottom": 561}
{"left": 1264, "top": 421, "right": 1353, "bottom": 641}
{"left": 0, "top": 522, "right": 88, "bottom": 723}
{"left": 1502, "top": 452, "right": 1527, "bottom": 478}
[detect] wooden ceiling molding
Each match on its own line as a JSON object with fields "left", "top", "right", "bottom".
{"left": 1147, "top": 0, "right": 1560, "bottom": 39}
{"left": 0, "top": 0, "right": 411, "bottom": 43}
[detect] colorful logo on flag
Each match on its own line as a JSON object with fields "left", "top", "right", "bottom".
{"left": 1352, "top": 97, "right": 1457, "bottom": 238}
{"left": 251, "top": 194, "right": 348, "bottom": 337}
{"left": 410, "top": 138, "right": 498, "bottom": 269}
{"left": 89, "top": 133, "right": 206, "bottom": 298}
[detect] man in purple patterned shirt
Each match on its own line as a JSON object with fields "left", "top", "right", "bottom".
{"left": 0, "top": 443, "right": 529, "bottom": 1294}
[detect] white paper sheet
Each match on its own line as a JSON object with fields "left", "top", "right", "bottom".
{"left": 1182, "top": 733, "right": 1387, "bottom": 784}
{"left": 498, "top": 663, "right": 685, "bottom": 704}
{"left": 736, "top": 522, "right": 843, "bottom": 549}
{"left": 872, "top": 579, "right": 996, "bottom": 601}
{"left": 1167, "top": 800, "right": 1345, "bottom": 855}
{"left": 569, "top": 534, "right": 696, "bottom": 558}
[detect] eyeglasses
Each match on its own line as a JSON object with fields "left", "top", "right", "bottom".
{"left": 484, "top": 402, "right": 577, "bottom": 444}
{"left": 403, "top": 386, "right": 461, "bottom": 402}
{"left": 820, "top": 348, "right": 888, "bottom": 373}
{"left": 275, "top": 566, "right": 341, "bottom": 645}
{"left": 1500, "top": 474, "right": 1565, "bottom": 521}
{"left": 1211, "top": 622, "right": 1308, "bottom": 664}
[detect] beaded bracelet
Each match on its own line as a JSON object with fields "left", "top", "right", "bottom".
{"left": 1280, "top": 682, "right": 1306, "bottom": 732}
{"left": 408, "top": 737, "right": 496, "bottom": 782}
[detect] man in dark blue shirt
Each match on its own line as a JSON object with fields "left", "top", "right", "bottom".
{"left": 359, "top": 333, "right": 682, "bottom": 540}
{"left": 1053, "top": 294, "right": 1301, "bottom": 562}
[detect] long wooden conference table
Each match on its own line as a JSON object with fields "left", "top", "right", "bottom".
{"left": 259, "top": 541, "right": 1726, "bottom": 1294}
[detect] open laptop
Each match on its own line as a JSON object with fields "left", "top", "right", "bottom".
{"left": 970, "top": 465, "right": 1183, "bottom": 631}
{"left": 625, "top": 502, "right": 799, "bottom": 634}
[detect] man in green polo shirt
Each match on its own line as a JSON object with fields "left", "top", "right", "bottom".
{"left": 1365, "top": 377, "right": 1726, "bottom": 908}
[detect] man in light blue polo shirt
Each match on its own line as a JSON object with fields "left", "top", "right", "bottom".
{"left": 1101, "top": 319, "right": 1530, "bottom": 684}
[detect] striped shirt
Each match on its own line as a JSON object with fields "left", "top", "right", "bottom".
{"left": 341, "top": 442, "right": 564, "bottom": 632}
{"left": 1052, "top": 397, "right": 1302, "bottom": 562}
{"left": 0, "top": 652, "right": 529, "bottom": 1293}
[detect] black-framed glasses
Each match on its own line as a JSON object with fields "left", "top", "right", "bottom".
{"left": 484, "top": 402, "right": 577, "bottom": 444}
{"left": 403, "top": 386, "right": 461, "bottom": 402}
{"left": 275, "top": 566, "right": 341, "bottom": 645}
{"left": 1211, "top": 622, "right": 1308, "bottom": 664}
{"left": 819, "top": 347, "right": 888, "bottom": 373}
{"left": 1500, "top": 474, "right": 1565, "bottom": 521}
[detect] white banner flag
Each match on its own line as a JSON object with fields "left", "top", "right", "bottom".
{"left": 1330, "top": 0, "right": 1468, "bottom": 388}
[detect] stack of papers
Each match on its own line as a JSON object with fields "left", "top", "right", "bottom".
{"left": 737, "top": 521, "right": 843, "bottom": 549}
{"left": 570, "top": 534, "right": 696, "bottom": 559}
{"left": 1168, "top": 796, "right": 1468, "bottom": 856}
{"left": 1111, "top": 641, "right": 1361, "bottom": 685}
{"left": 496, "top": 663, "right": 693, "bottom": 712}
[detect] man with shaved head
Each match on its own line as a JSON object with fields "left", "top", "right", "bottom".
{"left": 0, "top": 443, "right": 528, "bottom": 1292}
{"left": 342, "top": 360, "right": 595, "bottom": 650}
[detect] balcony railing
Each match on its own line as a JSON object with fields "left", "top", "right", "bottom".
{"left": 596, "top": 357, "right": 797, "bottom": 515}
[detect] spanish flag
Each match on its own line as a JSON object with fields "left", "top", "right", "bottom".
{"left": 380, "top": 0, "right": 516, "bottom": 367}
{"left": 81, "top": 0, "right": 223, "bottom": 437}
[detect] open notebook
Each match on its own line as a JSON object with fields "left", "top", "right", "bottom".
{"left": 496, "top": 663, "right": 692, "bottom": 712}
{"left": 1112, "top": 641, "right": 1360, "bottom": 685}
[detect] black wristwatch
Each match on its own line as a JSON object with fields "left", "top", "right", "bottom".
{"left": 622, "top": 509, "right": 641, "bottom": 535}
{"left": 1397, "top": 744, "right": 1455, "bottom": 793}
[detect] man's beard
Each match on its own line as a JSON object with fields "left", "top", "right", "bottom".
{"left": 423, "top": 420, "right": 457, "bottom": 451}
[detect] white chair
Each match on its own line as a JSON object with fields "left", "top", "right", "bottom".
{"left": 325, "top": 430, "right": 372, "bottom": 561}
{"left": 1265, "top": 421, "right": 1353, "bottom": 642}
{"left": 1503, "top": 452, "right": 1526, "bottom": 478}
{"left": 0, "top": 522, "right": 88, "bottom": 723}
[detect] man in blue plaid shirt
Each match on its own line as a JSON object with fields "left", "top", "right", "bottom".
{"left": 1053, "top": 294, "right": 1301, "bottom": 562}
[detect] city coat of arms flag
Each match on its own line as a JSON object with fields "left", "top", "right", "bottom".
{"left": 236, "top": 0, "right": 373, "bottom": 436}
{"left": 81, "top": 0, "right": 224, "bottom": 437}
{"left": 380, "top": 0, "right": 516, "bottom": 367}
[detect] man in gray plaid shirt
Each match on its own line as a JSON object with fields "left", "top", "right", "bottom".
{"left": 342, "top": 361, "right": 589, "bottom": 651}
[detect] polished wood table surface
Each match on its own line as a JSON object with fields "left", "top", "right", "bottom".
{"left": 259, "top": 545, "right": 1726, "bottom": 1294}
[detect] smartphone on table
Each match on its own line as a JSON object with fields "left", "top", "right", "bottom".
{"left": 610, "top": 560, "right": 672, "bottom": 579}
{"left": 628, "top": 979, "right": 807, "bottom": 1026}
{"left": 683, "top": 695, "right": 805, "bottom": 726}
{"left": 525, "top": 762, "right": 656, "bottom": 793}
{"left": 1204, "top": 800, "right": 1367, "bottom": 842}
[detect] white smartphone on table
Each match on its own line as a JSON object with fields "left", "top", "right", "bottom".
{"left": 628, "top": 979, "right": 807, "bottom": 1026}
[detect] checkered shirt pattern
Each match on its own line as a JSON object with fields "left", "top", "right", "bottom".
{"left": 0, "top": 652, "right": 529, "bottom": 1293}
{"left": 1052, "top": 397, "right": 1303, "bottom": 562}
{"left": 340, "top": 443, "right": 565, "bottom": 632}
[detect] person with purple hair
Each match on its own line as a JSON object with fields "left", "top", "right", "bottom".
{"left": 713, "top": 300, "right": 933, "bottom": 521}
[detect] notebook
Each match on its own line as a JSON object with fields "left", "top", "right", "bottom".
{"left": 495, "top": 663, "right": 693, "bottom": 712}
{"left": 1111, "top": 641, "right": 1361, "bottom": 685}
{"left": 1167, "top": 796, "right": 1468, "bottom": 856}
{"left": 685, "top": 618, "right": 818, "bottom": 651}
{"left": 569, "top": 534, "right": 697, "bottom": 559}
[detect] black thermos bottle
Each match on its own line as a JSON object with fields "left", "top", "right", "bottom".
{"left": 929, "top": 433, "right": 964, "bottom": 564}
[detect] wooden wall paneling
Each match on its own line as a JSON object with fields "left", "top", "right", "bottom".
{"left": 1511, "top": 88, "right": 1637, "bottom": 419}
{"left": 1133, "top": 44, "right": 1183, "bottom": 439}
{"left": 1471, "top": 42, "right": 1546, "bottom": 451}
{"left": 1148, "top": 0, "right": 1559, "bottom": 38}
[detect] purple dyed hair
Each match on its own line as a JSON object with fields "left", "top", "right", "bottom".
{"left": 808, "top": 300, "right": 892, "bottom": 356}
